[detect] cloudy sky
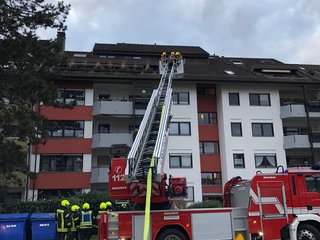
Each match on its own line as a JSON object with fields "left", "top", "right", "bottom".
{"left": 40, "top": 0, "right": 320, "bottom": 64}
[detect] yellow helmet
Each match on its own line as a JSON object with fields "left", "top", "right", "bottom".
{"left": 61, "top": 199, "right": 70, "bottom": 207}
{"left": 82, "top": 203, "right": 90, "bottom": 210}
{"left": 121, "top": 203, "right": 127, "bottom": 208}
{"left": 100, "top": 202, "right": 107, "bottom": 210}
{"left": 71, "top": 205, "right": 80, "bottom": 212}
{"left": 106, "top": 201, "right": 112, "bottom": 207}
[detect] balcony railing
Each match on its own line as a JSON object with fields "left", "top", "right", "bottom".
{"left": 280, "top": 104, "right": 306, "bottom": 118}
{"left": 283, "top": 135, "right": 310, "bottom": 149}
{"left": 91, "top": 167, "right": 109, "bottom": 183}
{"left": 92, "top": 133, "right": 133, "bottom": 148}
{"left": 93, "top": 100, "right": 133, "bottom": 115}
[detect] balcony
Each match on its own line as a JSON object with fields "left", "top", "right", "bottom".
{"left": 280, "top": 104, "right": 306, "bottom": 119}
{"left": 91, "top": 167, "right": 109, "bottom": 183}
{"left": 92, "top": 133, "right": 133, "bottom": 148}
{"left": 284, "top": 135, "right": 310, "bottom": 149}
{"left": 280, "top": 103, "right": 320, "bottom": 119}
{"left": 93, "top": 100, "right": 133, "bottom": 116}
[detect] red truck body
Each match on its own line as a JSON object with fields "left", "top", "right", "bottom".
{"left": 101, "top": 165, "right": 320, "bottom": 240}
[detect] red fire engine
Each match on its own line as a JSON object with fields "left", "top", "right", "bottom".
{"left": 99, "top": 55, "right": 320, "bottom": 240}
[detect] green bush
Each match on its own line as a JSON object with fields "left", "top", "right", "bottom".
{"left": 0, "top": 191, "right": 108, "bottom": 213}
{"left": 187, "top": 200, "right": 222, "bottom": 209}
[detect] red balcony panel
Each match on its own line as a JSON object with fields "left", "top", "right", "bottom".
{"left": 200, "top": 155, "right": 221, "bottom": 172}
{"left": 38, "top": 106, "right": 93, "bottom": 121}
{"left": 198, "top": 124, "right": 219, "bottom": 141}
{"left": 54, "top": 81, "right": 93, "bottom": 89}
{"left": 29, "top": 172, "right": 91, "bottom": 189}
{"left": 32, "top": 138, "right": 92, "bottom": 154}
{"left": 197, "top": 95, "right": 217, "bottom": 112}
{"left": 202, "top": 185, "right": 223, "bottom": 195}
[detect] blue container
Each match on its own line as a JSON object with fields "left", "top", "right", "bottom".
{"left": 0, "top": 213, "right": 30, "bottom": 240}
{"left": 30, "top": 213, "right": 56, "bottom": 240}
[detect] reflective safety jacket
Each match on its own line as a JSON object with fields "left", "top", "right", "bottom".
{"left": 56, "top": 208, "right": 70, "bottom": 233}
{"left": 79, "top": 210, "right": 93, "bottom": 229}
{"left": 69, "top": 211, "right": 80, "bottom": 232}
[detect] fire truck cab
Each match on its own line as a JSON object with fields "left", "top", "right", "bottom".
{"left": 227, "top": 165, "right": 320, "bottom": 240}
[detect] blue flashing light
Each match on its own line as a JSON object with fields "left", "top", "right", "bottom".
{"left": 311, "top": 164, "right": 320, "bottom": 170}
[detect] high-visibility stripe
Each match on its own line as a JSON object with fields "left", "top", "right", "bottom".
{"left": 143, "top": 105, "right": 165, "bottom": 240}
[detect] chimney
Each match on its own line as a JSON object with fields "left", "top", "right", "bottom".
{"left": 57, "top": 31, "right": 66, "bottom": 53}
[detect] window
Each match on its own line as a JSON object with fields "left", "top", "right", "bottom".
{"left": 231, "top": 60, "right": 243, "bottom": 65}
{"left": 49, "top": 121, "right": 84, "bottom": 137}
{"left": 199, "top": 141, "right": 219, "bottom": 154}
{"left": 97, "top": 155, "right": 111, "bottom": 166}
{"left": 169, "top": 122, "right": 191, "bottom": 135}
{"left": 57, "top": 89, "right": 85, "bottom": 105}
{"left": 249, "top": 93, "right": 271, "bottom": 106}
{"left": 197, "top": 87, "right": 216, "bottom": 96}
{"left": 287, "top": 156, "right": 312, "bottom": 167}
{"left": 98, "top": 94, "right": 111, "bottom": 101}
{"left": 231, "top": 122, "right": 242, "bottom": 136}
{"left": 305, "top": 176, "right": 320, "bottom": 192}
{"left": 172, "top": 92, "right": 189, "bottom": 105}
{"left": 169, "top": 154, "right": 192, "bottom": 168}
{"left": 233, "top": 153, "right": 245, "bottom": 168}
{"left": 229, "top": 93, "right": 240, "bottom": 106}
{"left": 198, "top": 112, "right": 217, "bottom": 124}
{"left": 255, "top": 154, "right": 277, "bottom": 168}
{"left": 98, "top": 124, "right": 110, "bottom": 133}
{"left": 40, "top": 155, "right": 83, "bottom": 172}
{"left": 252, "top": 123, "right": 274, "bottom": 137}
{"left": 283, "top": 127, "right": 308, "bottom": 136}
{"left": 201, "top": 172, "right": 222, "bottom": 185}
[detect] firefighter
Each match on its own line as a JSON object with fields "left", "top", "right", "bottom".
{"left": 79, "top": 203, "right": 94, "bottom": 240}
{"left": 175, "top": 51, "right": 183, "bottom": 60}
{"left": 161, "top": 51, "right": 167, "bottom": 62}
{"left": 69, "top": 204, "right": 80, "bottom": 240}
{"left": 105, "top": 201, "right": 113, "bottom": 212}
{"left": 56, "top": 199, "right": 70, "bottom": 240}
{"left": 169, "top": 51, "right": 175, "bottom": 62}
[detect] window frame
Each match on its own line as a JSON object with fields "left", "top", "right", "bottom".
{"left": 199, "top": 141, "right": 219, "bottom": 154}
{"left": 48, "top": 120, "right": 84, "bottom": 138}
{"left": 233, "top": 153, "right": 245, "bottom": 168}
{"left": 249, "top": 93, "right": 271, "bottom": 106}
{"left": 40, "top": 155, "right": 83, "bottom": 172}
{"left": 172, "top": 92, "right": 190, "bottom": 105}
{"left": 201, "top": 172, "right": 222, "bottom": 185}
{"left": 169, "top": 122, "right": 191, "bottom": 136}
{"left": 169, "top": 153, "right": 193, "bottom": 168}
{"left": 231, "top": 122, "right": 243, "bottom": 137}
{"left": 57, "top": 88, "right": 85, "bottom": 106}
{"left": 229, "top": 92, "right": 240, "bottom": 106}
{"left": 198, "top": 112, "right": 217, "bottom": 124}
{"left": 254, "top": 153, "right": 277, "bottom": 168}
{"left": 252, "top": 123, "right": 274, "bottom": 137}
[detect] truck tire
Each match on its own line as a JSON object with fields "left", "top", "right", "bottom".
{"left": 297, "top": 224, "right": 320, "bottom": 240}
{"left": 156, "top": 228, "right": 187, "bottom": 240}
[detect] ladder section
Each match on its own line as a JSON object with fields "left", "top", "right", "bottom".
{"left": 127, "top": 64, "right": 174, "bottom": 182}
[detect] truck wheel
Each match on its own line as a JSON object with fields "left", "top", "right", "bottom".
{"left": 297, "top": 224, "right": 320, "bottom": 240}
{"left": 157, "top": 228, "right": 187, "bottom": 240}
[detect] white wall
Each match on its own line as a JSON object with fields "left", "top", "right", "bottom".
{"left": 166, "top": 82, "right": 202, "bottom": 203}
{"left": 85, "top": 89, "right": 94, "bottom": 106}
{"left": 217, "top": 84, "right": 286, "bottom": 184}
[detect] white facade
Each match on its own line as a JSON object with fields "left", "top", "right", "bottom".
{"left": 217, "top": 84, "right": 287, "bottom": 184}
{"left": 166, "top": 82, "right": 202, "bottom": 202}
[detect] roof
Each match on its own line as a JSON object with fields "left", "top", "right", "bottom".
{"left": 93, "top": 43, "right": 209, "bottom": 58}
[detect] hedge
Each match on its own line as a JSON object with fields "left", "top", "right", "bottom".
{"left": 187, "top": 200, "right": 222, "bottom": 209}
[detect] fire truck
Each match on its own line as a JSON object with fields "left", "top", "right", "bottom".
{"left": 99, "top": 55, "right": 320, "bottom": 240}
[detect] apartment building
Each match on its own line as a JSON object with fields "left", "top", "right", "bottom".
{"left": 26, "top": 37, "right": 320, "bottom": 203}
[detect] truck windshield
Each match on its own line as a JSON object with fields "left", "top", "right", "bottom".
{"left": 305, "top": 176, "right": 320, "bottom": 192}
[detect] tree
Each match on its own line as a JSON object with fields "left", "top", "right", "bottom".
{"left": 0, "top": 0, "right": 70, "bottom": 202}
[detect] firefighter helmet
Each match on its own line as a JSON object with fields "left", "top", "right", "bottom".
{"left": 106, "top": 201, "right": 112, "bottom": 207}
{"left": 82, "top": 203, "right": 90, "bottom": 210}
{"left": 71, "top": 205, "right": 80, "bottom": 212}
{"left": 100, "top": 202, "right": 107, "bottom": 210}
{"left": 61, "top": 199, "right": 70, "bottom": 207}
